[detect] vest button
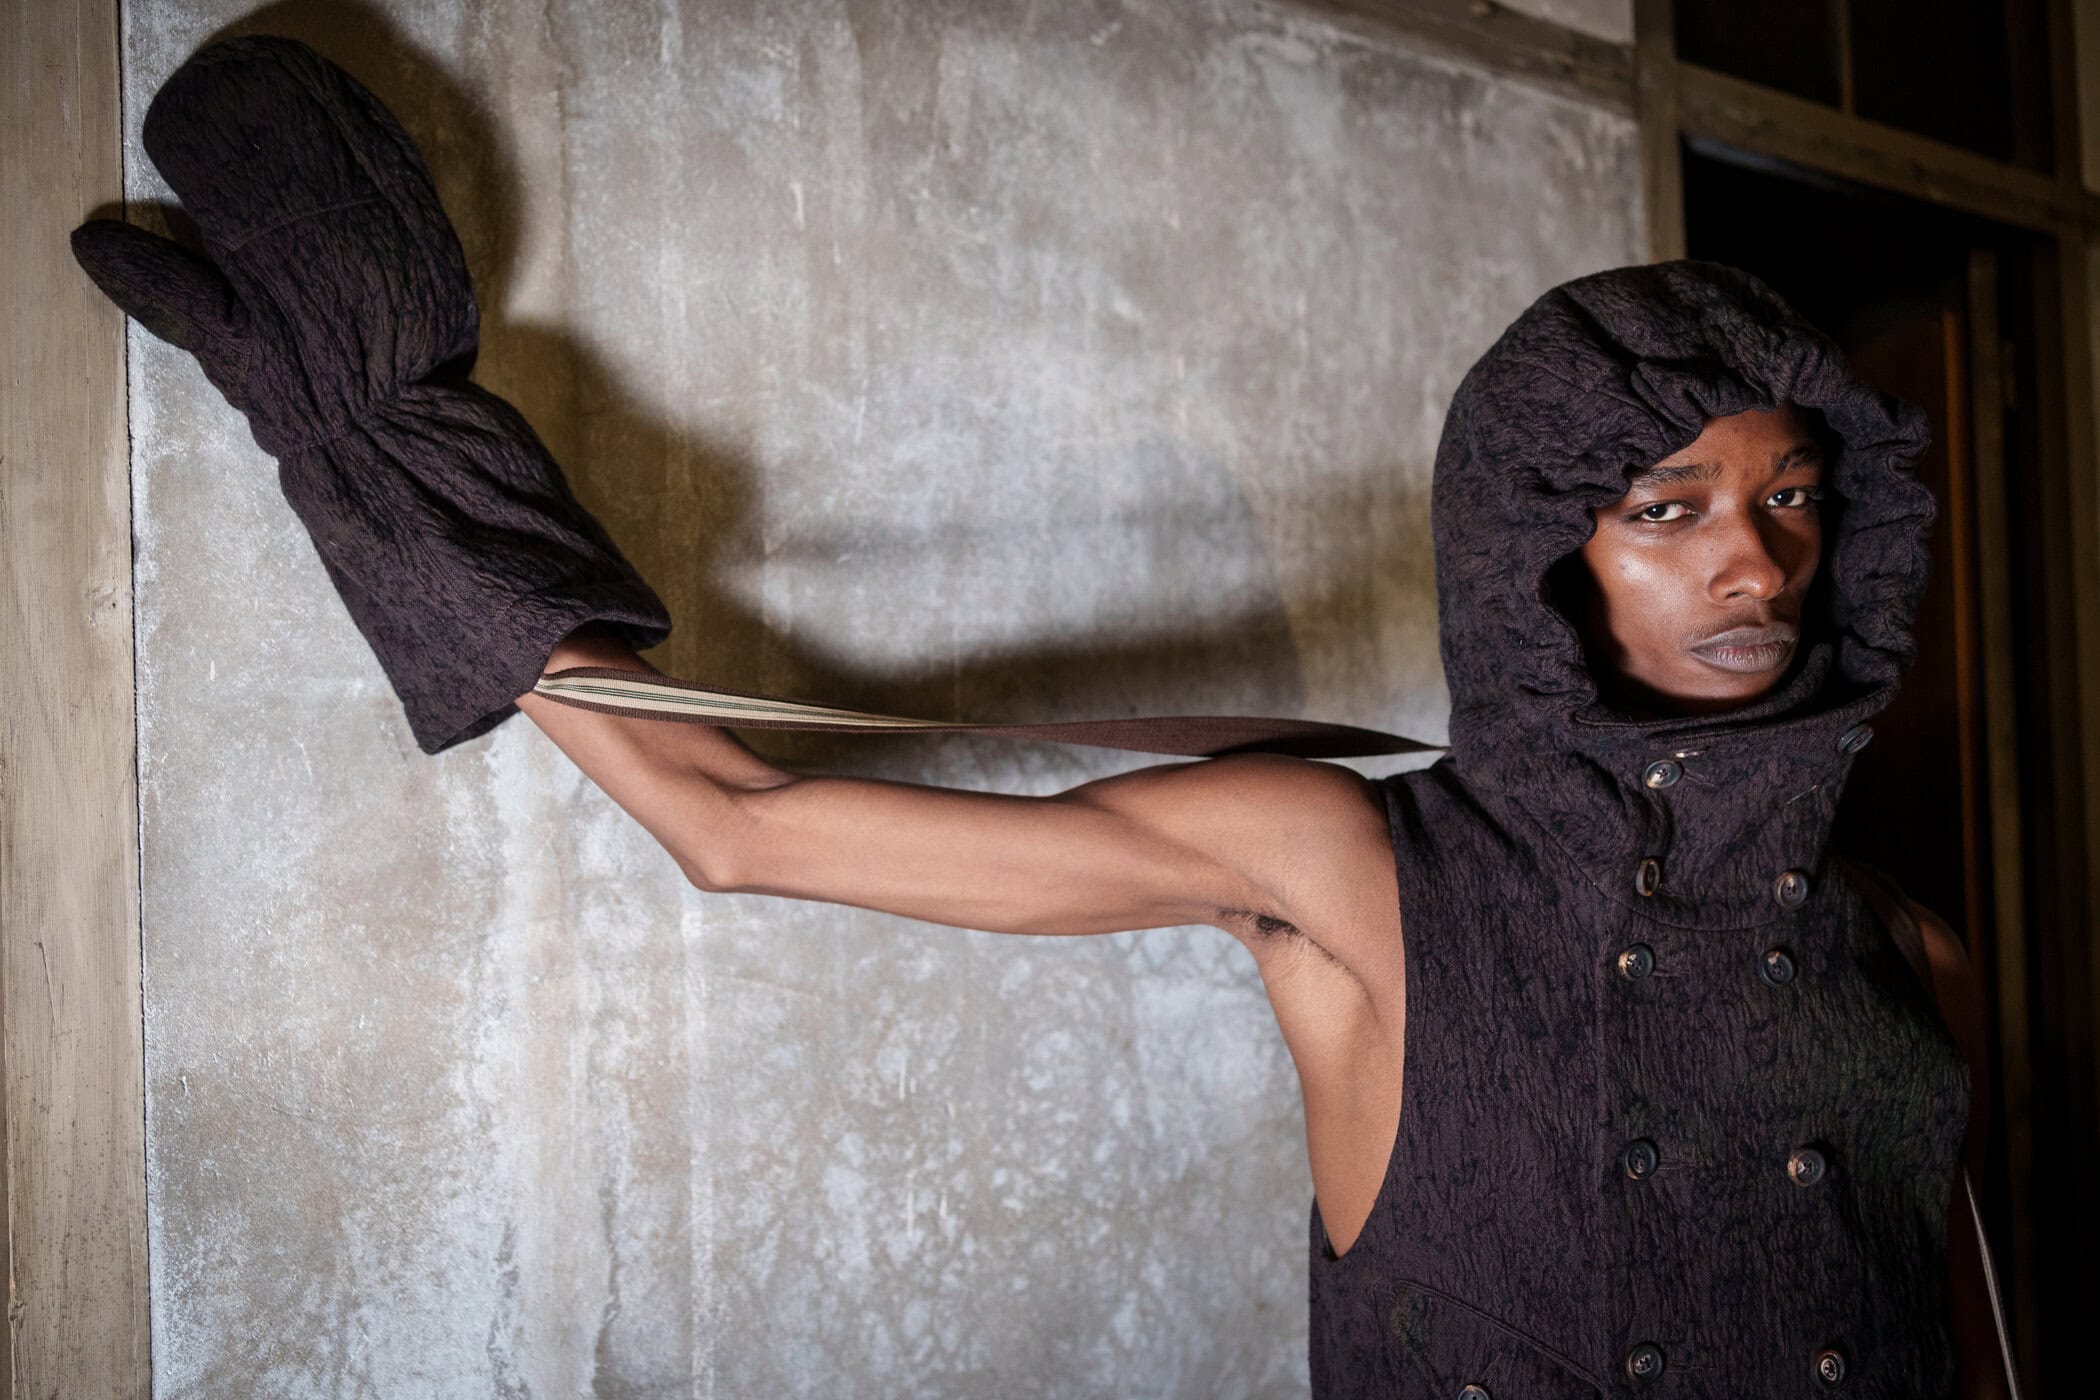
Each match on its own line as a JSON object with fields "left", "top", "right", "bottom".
{"left": 1459, "top": 1387, "right": 1492, "bottom": 1400}
{"left": 1621, "top": 1138, "right": 1659, "bottom": 1180}
{"left": 1634, "top": 857, "right": 1662, "bottom": 896}
{"left": 1837, "top": 723, "right": 1874, "bottom": 754}
{"left": 1773, "top": 868, "right": 1811, "bottom": 908}
{"left": 1813, "top": 1345, "right": 1847, "bottom": 1382}
{"left": 1624, "top": 1341, "right": 1666, "bottom": 1379}
{"left": 1617, "top": 943, "right": 1655, "bottom": 979}
{"left": 1760, "top": 947, "right": 1796, "bottom": 985}
{"left": 1788, "top": 1146, "right": 1828, "bottom": 1185}
{"left": 1642, "top": 758, "right": 1682, "bottom": 788}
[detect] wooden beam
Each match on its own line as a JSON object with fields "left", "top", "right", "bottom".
{"left": 1276, "top": 0, "right": 2100, "bottom": 248}
{"left": 1675, "top": 58, "right": 2100, "bottom": 237}
{"left": 0, "top": 0, "right": 151, "bottom": 1395}
{"left": 2042, "top": 4, "right": 2100, "bottom": 1385}
{"left": 1631, "top": 0, "right": 1684, "bottom": 262}
{"left": 1262, "top": 0, "right": 1636, "bottom": 116}
{"left": 1964, "top": 246, "right": 2042, "bottom": 1389}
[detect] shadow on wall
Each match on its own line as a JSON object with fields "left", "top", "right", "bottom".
{"left": 125, "top": 0, "right": 1430, "bottom": 776}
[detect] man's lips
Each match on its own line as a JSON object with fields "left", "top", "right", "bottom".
{"left": 1689, "top": 622, "right": 1799, "bottom": 674}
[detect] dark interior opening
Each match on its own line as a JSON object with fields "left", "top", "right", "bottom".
{"left": 1681, "top": 131, "right": 2087, "bottom": 1383}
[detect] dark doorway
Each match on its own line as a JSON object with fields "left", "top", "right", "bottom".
{"left": 1684, "top": 143, "right": 1993, "bottom": 936}
{"left": 1680, "top": 133, "right": 2065, "bottom": 1389}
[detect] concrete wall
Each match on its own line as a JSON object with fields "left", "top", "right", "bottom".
{"left": 1497, "top": 0, "right": 1633, "bottom": 45}
{"left": 124, "top": 1, "right": 1640, "bottom": 1394}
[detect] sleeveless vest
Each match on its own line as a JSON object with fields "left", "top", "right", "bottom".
{"left": 1306, "top": 260, "right": 1973, "bottom": 1396}
{"left": 1305, "top": 749, "right": 1970, "bottom": 1396}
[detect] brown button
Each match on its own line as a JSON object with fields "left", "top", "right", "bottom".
{"left": 1774, "top": 868, "right": 1811, "bottom": 908}
{"left": 1625, "top": 1342, "right": 1665, "bottom": 1379}
{"left": 1617, "top": 943, "right": 1655, "bottom": 979}
{"left": 1788, "top": 1146, "right": 1827, "bottom": 1185}
{"left": 1813, "top": 1345, "right": 1846, "bottom": 1383}
{"left": 1635, "top": 858, "right": 1662, "bottom": 896}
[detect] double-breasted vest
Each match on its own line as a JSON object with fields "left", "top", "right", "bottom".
{"left": 1305, "top": 743, "right": 1970, "bottom": 1395}
{"left": 1308, "top": 260, "right": 1971, "bottom": 1397}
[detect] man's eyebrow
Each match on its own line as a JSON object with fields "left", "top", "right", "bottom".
{"left": 1626, "top": 459, "right": 1721, "bottom": 488}
{"left": 1625, "top": 439, "right": 1825, "bottom": 488}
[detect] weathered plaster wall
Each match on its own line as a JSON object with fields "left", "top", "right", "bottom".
{"left": 124, "top": 1, "right": 1640, "bottom": 1393}
{"left": 1496, "top": 0, "right": 1633, "bottom": 46}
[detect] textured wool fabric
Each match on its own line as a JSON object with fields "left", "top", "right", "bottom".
{"left": 1305, "top": 261, "right": 1971, "bottom": 1397}
{"left": 70, "top": 36, "right": 673, "bottom": 755}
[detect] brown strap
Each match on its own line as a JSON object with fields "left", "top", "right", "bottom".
{"left": 532, "top": 665, "right": 1442, "bottom": 760}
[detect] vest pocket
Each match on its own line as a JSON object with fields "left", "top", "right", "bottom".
{"left": 1381, "top": 1277, "right": 1605, "bottom": 1397}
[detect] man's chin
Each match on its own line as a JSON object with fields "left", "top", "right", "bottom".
{"left": 1601, "top": 664, "right": 1788, "bottom": 719}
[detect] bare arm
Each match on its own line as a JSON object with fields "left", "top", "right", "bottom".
{"left": 514, "top": 623, "right": 1389, "bottom": 952}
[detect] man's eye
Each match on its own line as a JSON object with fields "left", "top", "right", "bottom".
{"left": 1629, "top": 501, "right": 1688, "bottom": 523}
{"left": 1771, "top": 486, "right": 1825, "bottom": 508}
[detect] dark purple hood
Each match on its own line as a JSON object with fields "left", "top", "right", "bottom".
{"left": 1427, "top": 259, "right": 1937, "bottom": 928}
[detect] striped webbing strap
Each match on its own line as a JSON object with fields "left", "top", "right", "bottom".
{"left": 531, "top": 665, "right": 1442, "bottom": 760}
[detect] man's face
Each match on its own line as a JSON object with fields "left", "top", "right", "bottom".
{"left": 1574, "top": 403, "right": 1828, "bottom": 716}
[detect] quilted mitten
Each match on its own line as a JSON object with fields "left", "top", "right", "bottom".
{"left": 69, "top": 34, "right": 672, "bottom": 755}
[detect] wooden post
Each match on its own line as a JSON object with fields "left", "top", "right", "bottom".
{"left": 0, "top": 0, "right": 151, "bottom": 1395}
{"left": 1631, "top": 0, "right": 1685, "bottom": 262}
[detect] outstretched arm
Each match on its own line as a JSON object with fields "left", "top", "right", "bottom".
{"left": 514, "top": 623, "right": 1388, "bottom": 949}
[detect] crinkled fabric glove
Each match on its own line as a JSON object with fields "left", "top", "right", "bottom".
{"left": 69, "top": 34, "right": 672, "bottom": 755}
{"left": 69, "top": 34, "right": 1431, "bottom": 764}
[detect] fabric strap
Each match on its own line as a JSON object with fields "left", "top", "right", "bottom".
{"left": 531, "top": 665, "right": 1443, "bottom": 760}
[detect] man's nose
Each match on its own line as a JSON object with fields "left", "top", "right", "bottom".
{"left": 1708, "top": 510, "right": 1792, "bottom": 602}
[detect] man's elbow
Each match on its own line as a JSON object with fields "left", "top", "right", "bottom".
{"left": 677, "top": 772, "right": 795, "bottom": 893}
{"left": 682, "top": 847, "right": 738, "bottom": 893}
{"left": 679, "top": 810, "right": 755, "bottom": 892}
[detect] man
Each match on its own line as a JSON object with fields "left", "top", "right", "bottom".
{"left": 75, "top": 36, "right": 2011, "bottom": 1397}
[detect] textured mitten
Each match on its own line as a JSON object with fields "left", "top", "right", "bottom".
{"left": 70, "top": 35, "right": 671, "bottom": 754}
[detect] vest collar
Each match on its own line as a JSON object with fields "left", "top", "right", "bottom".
{"left": 1452, "top": 640, "right": 1891, "bottom": 929}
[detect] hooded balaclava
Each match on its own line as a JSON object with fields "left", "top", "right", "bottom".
{"left": 1430, "top": 258, "right": 1936, "bottom": 929}
{"left": 1307, "top": 260, "right": 1968, "bottom": 1397}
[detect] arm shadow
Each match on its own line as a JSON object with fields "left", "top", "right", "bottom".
{"left": 155, "top": 0, "right": 1441, "bottom": 779}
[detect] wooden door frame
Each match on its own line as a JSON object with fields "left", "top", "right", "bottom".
{"left": 2, "top": 0, "right": 150, "bottom": 1397}
{"left": 1634, "top": 0, "right": 2100, "bottom": 1391}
